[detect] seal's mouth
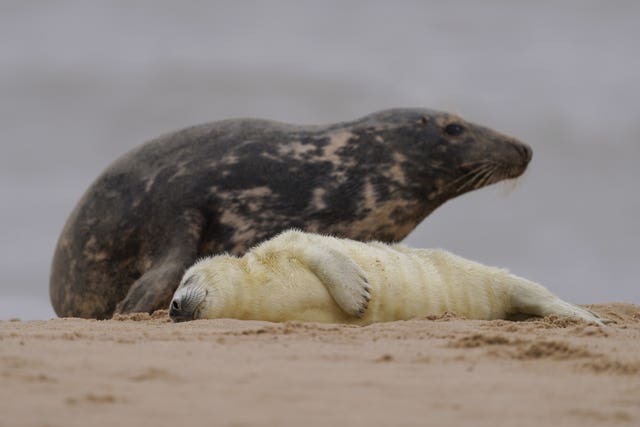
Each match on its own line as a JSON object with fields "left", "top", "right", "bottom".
{"left": 453, "top": 160, "right": 528, "bottom": 195}
{"left": 169, "top": 299, "right": 207, "bottom": 322}
{"left": 452, "top": 142, "right": 532, "bottom": 194}
{"left": 192, "top": 299, "right": 206, "bottom": 320}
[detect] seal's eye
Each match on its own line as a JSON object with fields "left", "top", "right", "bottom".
{"left": 444, "top": 123, "right": 465, "bottom": 136}
{"left": 183, "top": 275, "right": 196, "bottom": 288}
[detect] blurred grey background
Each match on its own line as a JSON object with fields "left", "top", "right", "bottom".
{"left": 1, "top": 1, "right": 638, "bottom": 320}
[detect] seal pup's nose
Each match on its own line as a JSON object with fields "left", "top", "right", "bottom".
{"left": 169, "top": 298, "right": 193, "bottom": 322}
{"left": 169, "top": 284, "right": 207, "bottom": 322}
{"left": 169, "top": 298, "right": 194, "bottom": 322}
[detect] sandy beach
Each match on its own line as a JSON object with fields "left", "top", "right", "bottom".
{"left": 1, "top": 303, "right": 639, "bottom": 427}
{"left": 2, "top": 3, "right": 638, "bottom": 427}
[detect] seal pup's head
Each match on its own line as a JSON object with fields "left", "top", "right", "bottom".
{"left": 169, "top": 256, "right": 242, "bottom": 322}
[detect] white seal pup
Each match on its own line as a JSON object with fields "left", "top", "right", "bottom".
{"left": 169, "top": 230, "right": 603, "bottom": 325}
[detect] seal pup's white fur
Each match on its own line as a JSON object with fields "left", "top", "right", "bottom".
{"left": 169, "top": 230, "right": 603, "bottom": 324}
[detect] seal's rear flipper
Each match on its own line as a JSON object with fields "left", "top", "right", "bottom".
{"left": 581, "top": 306, "right": 615, "bottom": 324}
{"left": 543, "top": 301, "right": 606, "bottom": 325}
{"left": 114, "top": 210, "right": 205, "bottom": 315}
{"left": 509, "top": 278, "right": 605, "bottom": 325}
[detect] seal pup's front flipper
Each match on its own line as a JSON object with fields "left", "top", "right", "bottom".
{"left": 263, "top": 230, "right": 371, "bottom": 318}
{"left": 114, "top": 210, "right": 205, "bottom": 314}
{"left": 300, "top": 245, "right": 372, "bottom": 318}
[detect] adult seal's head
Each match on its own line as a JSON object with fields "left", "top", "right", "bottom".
{"left": 347, "top": 108, "right": 532, "bottom": 206}
{"left": 50, "top": 108, "right": 532, "bottom": 319}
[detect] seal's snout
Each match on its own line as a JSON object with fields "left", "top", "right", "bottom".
{"left": 169, "top": 283, "right": 207, "bottom": 322}
{"left": 500, "top": 139, "right": 532, "bottom": 179}
{"left": 169, "top": 298, "right": 194, "bottom": 322}
{"left": 168, "top": 299, "right": 189, "bottom": 321}
{"left": 514, "top": 142, "right": 533, "bottom": 165}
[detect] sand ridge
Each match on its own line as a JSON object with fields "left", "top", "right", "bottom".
{"left": 1, "top": 303, "right": 639, "bottom": 427}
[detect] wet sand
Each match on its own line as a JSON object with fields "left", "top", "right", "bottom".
{"left": 1, "top": 303, "right": 639, "bottom": 427}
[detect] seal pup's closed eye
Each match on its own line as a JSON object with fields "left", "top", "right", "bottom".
{"left": 169, "top": 230, "right": 605, "bottom": 325}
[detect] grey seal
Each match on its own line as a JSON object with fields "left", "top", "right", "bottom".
{"left": 50, "top": 108, "right": 531, "bottom": 318}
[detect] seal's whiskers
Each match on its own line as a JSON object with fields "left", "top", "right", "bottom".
{"left": 499, "top": 178, "right": 520, "bottom": 196}
{"left": 450, "top": 163, "right": 489, "bottom": 192}
{"left": 472, "top": 165, "right": 498, "bottom": 190}
{"left": 455, "top": 162, "right": 494, "bottom": 192}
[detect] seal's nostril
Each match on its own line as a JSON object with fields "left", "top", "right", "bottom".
{"left": 171, "top": 300, "right": 180, "bottom": 311}
{"left": 514, "top": 143, "right": 532, "bottom": 164}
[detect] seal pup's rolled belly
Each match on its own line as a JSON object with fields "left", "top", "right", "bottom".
{"left": 169, "top": 230, "right": 603, "bottom": 325}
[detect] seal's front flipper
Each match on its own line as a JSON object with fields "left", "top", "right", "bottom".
{"left": 258, "top": 230, "right": 371, "bottom": 318}
{"left": 300, "top": 245, "right": 372, "bottom": 318}
{"left": 114, "top": 261, "right": 186, "bottom": 314}
{"left": 114, "top": 210, "right": 205, "bottom": 315}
